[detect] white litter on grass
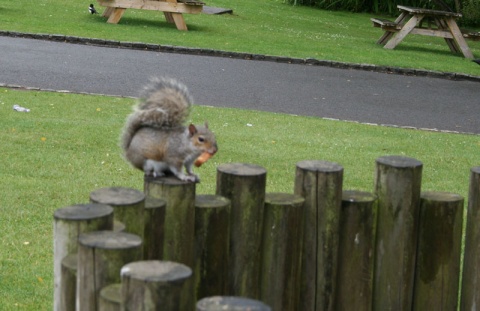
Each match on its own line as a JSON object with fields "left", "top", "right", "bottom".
{"left": 13, "top": 104, "right": 30, "bottom": 112}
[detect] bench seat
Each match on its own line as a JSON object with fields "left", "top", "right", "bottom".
{"left": 370, "top": 18, "right": 401, "bottom": 30}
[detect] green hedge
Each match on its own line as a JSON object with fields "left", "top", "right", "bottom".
{"left": 287, "top": 0, "right": 479, "bottom": 25}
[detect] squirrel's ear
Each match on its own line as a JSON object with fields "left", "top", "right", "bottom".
{"left": 204, "top": 121, "right": 209, "bottom": 129}
{"left": 188, "top": 124, "right": 198, "bottom": 135}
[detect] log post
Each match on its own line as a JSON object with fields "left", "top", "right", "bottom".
{"left": 60, "top": 254, "right": 77, "bottom": 311}
{"left": 293, "top": 160, "right": 343, "bottom": 311}
{"left": 373, "top": 155, "right": 422, "bottom": 310}
{"left": 53, "top": 203, "right": 114, "bottom": 311}
{"left": 461, "top": 167, "right": 480, "bottom": 311}
{"left": 194, "top": 194, "right": 231, "bottom": 300}
{"left": 413, "top": 191, "right": 463, "bottom": 310}
{"left": 99, "top": 283, "right": 122, "bottom": 311}
{"left": 260, "top": 193, "right": 304, "bottom": 311}
{"left": 143, "top": 197, "right": 166, "bottom": 260}
{"left": 143, "top": 176, "right": 196, "bottom": 310}
{"left": 215, "top": 163, "right": 267, "bottom": 298}
{"left": 90, "top": 187, "right": 145, "bottom": 241}
{"left": 121, "top": 260, "right": 192, "bottom": 311}
{"left": 335, "top": 190, "right": 377, "bottom": 311}
{"left": 77, "top": 231, "right": 143, "bottom": 311}
{"left": 196, "top": 296, "right": 271, "bottom": 311}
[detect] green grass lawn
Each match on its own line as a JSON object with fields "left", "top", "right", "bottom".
{"left": 1, "top": 0, "right": 480, "bottom": 75}
{"left": 1, "top": 0, "right": 480, "bottom": 309}
{"left": 1, "top": 88, "right": 479, "bottom": 309}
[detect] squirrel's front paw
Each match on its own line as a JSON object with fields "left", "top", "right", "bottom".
{"left": 181, "top": 174, "right": 200, "bottom": 183}
{"left": 146, "top": 171, "right": 165, "bottom": 178}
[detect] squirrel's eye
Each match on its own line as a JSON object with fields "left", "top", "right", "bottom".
{"left": 198, "top": 137, "right": 205, "bottom": 143}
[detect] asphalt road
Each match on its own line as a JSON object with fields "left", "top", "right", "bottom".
{"left": 1, "top": 36, "right": 479, "bottom": 134}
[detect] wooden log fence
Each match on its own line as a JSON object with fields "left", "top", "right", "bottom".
{"left": 52, "top": 158, "right": 480, "bottom": 310}
{"left": 373, "top": 156, "right": 423, "bottom": 310}
{"left": 294, "top": 160, "right": 343, "bottom": 311}
{"left": 335, "top": 190, "right": 377, "bottom": 311}
{"left": 413, "top": 191, "right": 463, "bottom": 310}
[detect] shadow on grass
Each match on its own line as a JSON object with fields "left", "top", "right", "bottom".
{"left": 86, "top": 15, "right": 209, "bottom": 32}
{"left": 390, "top": 44, "right": 468, "bottom": 58}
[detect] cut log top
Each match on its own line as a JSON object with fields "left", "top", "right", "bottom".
{"left": 472, "top": 167, "right": 480, "bottom": 174}
{"left": 217, "top": 163, "right": 267, "bottom": 176}
{"left": 342, "top": 190, "right": 377, "bottom": 203}
{"left": 78, "top": 231, "right": 142, "bottom": 249}
{"left": 196, "top": 296, "right": 271, "bottom": 311}
{"left": 145, "top": 197, "right": 166, "bottom": 209}
{"left": 90, "top": 187, "right": 145, "bottom": 206}
{"left": 376, "top": 155, "right": 423, "bottom": 168}
{"left": 100, "top": 283, "right": 122, "bottom": 304}
{"left": 61, "top": 253, "right": 78, "bottom": 271}
{"left": 121, "top": 260, "right": 192, "bottom": 282}
{"left": 421, "top": 191, "right": 464, "bottom": 202}
{"left": 296, "top": 160, "right": 343, "bottom": 172}
{"left": 53, "top": 203, "right": 113, "bottom": 220}
{"left": 265, "top": 192, "right": 304, "bottom": 206}
{"left": 195, "top": 195, "right": 230, "bottom": 208}
{"left": 144, "top": 175, "right": 194, "bottom": 185}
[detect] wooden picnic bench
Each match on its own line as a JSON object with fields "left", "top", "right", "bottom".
{"left": 96, "top": 0, "right": 205, "bottom": 31}
{"left": 371, "top": 5, "right": 479, "bottom": 58}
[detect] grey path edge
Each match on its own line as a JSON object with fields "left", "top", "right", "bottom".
{"left": 0, "top": 83, "right": 475, "bottom": 136}
{"left": 1, "top": 30, "right": 479, "bottom": 83}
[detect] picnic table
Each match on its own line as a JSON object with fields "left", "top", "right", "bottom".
{"left": 96, "top": 0, "right": 205, "bottom": 31}
{"left": 371, "top": 5, "right": 476, "bottom": 58}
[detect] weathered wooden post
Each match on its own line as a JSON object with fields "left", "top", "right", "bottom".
{"left": 335, "top": 190, "right": 377, "bottom": 311}
{"left": 121, "top": 260, "right": 192, "bottom": 311}
{"left": 260, "top": 193, "right": 304, "bottom": 311}
{"left": 60, "top": 254, "right": 77, "bottom": 311}
{"left": 143, "top": 176, "right": 196, "bottom": 310}
{"left": 90, "top": 187, "right": 145, "bottom": 240}
{"left": 413, "top": 191, "right": 463, "bottom": 310}
{"left": 194, "top": 194, "right": 230, "bottom": 300}
{"left": 460, "top": 166, "right": 480, "bottom": 311}
{"left": 294, "top": 160, "right": 343, "bottom": 311}
{"left": 77, "top": 231, "right": 142, "bottom": 311}
{"left": 99, "top": 283, "right": 122, "bottom": 311}
{"left": 53, "top": 203, "right": 114, "bottom": 311}
{"left": 373, "top": 155, "right": 422, "bottom": 311}
{"left": 216, "top": 163, "right": 267, "bottom": 298}
{"left": 196, "top": 296, "right": 271, "bottom": 311}
{"left": 143, "top": 197, "right": 166, "bottom": 260}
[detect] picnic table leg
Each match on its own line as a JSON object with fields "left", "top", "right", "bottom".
{"left": 434, "top": 17, "right": 460, "bottom": 54}
{"left": 394, "top": 11, "right": 409, "bottom": 24}
{"left": 445, "top": 17, "right": 474, "bottom": 58}
{"left": 384, "top": 14, "right": 424, "bottom": 50}
{"left": 102, "top": 7, "right": 114, "bottom": 18}
{"left": 377, "top": 32, "right": 394, "bottom": 45}
{"left": 107, "top": 8, "right": 126, "bottom": 24}
{"left": 376, "top": 12, "right": 410, "bottom": 46}
{"left": 163, "top": 12, "right": 188, "bottom": 31}
{"left": 164, "top": 12, "right": 175, "bottom": 23}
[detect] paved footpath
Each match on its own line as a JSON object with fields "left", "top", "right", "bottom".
{"left": 1, "top": 35, "right": 479, "bottom": 134}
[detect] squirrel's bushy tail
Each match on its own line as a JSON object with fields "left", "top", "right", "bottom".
{"left": 121, "top": 77, "right": 193, "bottom": 152}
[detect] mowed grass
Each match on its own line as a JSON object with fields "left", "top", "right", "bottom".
{"left": 0, "top": 0, "right": 480, "bottom": 75}
{"left": 1, "top": 0, "right": 480, "bottom": 309}
{"left": 0, "top": 88, "right": 479, "bottom": 309}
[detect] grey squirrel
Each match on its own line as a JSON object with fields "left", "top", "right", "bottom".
{"left": 121, "top": 77, "right": 218, "bottom": 182}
